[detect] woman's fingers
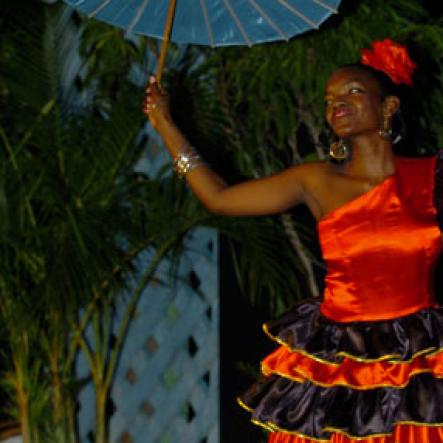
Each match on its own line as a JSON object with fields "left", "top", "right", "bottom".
{"left": 146, "top": 76, "right": 167, "bottom": 97}
{"left": 146, "top": 76, "right": 158, "bottom": 95}
{"left": 145, "top": 103, "right": 157, "bottom": 111}
{"left": 143, "top": 77, "right": 158, "bottom": 115}
{"left": 142, "top": 75, "right": 170, "bottom": 124}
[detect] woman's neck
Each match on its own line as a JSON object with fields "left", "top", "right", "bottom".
{"left": 342, "top": 134, "right": 396, "bottom": 182}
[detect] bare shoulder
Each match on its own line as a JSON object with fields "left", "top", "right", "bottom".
{"left": 286, "top": 160, "right": 335, "bottom": 189}
{"left": 285, "top": 160, "right": 338, "bottom": 219}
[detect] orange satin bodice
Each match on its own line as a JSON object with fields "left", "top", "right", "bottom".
{"left": 318, "top": 156, "right": 442, "bottom": 322}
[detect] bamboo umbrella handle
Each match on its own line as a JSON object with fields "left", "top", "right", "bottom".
{"left": 156, "top": 0, "right": 177, "bottom": 83}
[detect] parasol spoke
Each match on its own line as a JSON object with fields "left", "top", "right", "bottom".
{"left": 199, "top": 0, "right": 215, "bottom": 47}
{"left": 88, "top": 0, "right": 111, "bottom": 18}
{"left": 276, "top": 0, "right": 319, "bottom": 29}
{"left": 312, "top": 0, "right": 338, "bottom": 14}
{"left": 127, "top": 0, "right": 151, "bottom": 35}
{"left": 247, "top": 0, "right": 289, "bottom": 41}
{"left": 222, "top": 0, "right": 252, "bottom": 47}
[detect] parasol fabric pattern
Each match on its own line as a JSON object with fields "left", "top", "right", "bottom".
{"left": 64, "top": 0, "right": 341, "bottom": 47}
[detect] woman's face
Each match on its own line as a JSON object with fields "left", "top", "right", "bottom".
{"left": 325, "top": 67, "right": 386, "bottom": 139}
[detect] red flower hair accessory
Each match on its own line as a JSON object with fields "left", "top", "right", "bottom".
{"left": 361, "top": 39, "right": 417, "bottom": 86}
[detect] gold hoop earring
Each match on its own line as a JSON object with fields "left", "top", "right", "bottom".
{"left": 329, "top": 139, "right": 350, "bottom": 161}
{"left": 379, "top": 116, "right": 393, "bottom": 140}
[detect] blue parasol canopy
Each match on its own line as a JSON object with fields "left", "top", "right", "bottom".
{"left": 64, "top": 0, "right": 341, "bottom": 47}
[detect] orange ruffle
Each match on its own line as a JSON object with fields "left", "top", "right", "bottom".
{"left": 269, "top": 424, "right": 443, "bottom": 443}
{"left": 262, "top": 345, "right": 443, "bottom": 388}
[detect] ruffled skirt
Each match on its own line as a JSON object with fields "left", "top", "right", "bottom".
{"left": 238, "top": 299, "right": 443, "bottom": 442}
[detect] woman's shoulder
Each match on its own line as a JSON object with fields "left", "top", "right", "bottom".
{"left": 288, "top": 160, "right": 339, "bottom": 201}
{"left": 288, "top": 160, "right": 335, "bottom": 182}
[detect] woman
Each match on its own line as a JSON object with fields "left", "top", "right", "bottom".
{"left": 143, "top": 40, "right": 443, "bottom": 442}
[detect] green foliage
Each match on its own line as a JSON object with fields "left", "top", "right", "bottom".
{"left": 0, "top": 2, "right": 216, "bottom": 441}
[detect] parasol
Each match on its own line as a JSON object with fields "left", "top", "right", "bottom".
{"left": 64, "top": 0, "right": 342, "bottom": 81}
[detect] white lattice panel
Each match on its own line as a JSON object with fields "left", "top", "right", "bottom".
{"left": 77, "top": 228, "right": 219, "bottom": 443}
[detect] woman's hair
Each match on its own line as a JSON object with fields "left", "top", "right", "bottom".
{"left": 337, "top": 63, "right": 434, "bottom": 156}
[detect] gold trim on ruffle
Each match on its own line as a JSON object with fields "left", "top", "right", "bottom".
{"left": 236, "top": 397, "right": 253, "bottom": 413}
{"left": 393, "top": 420, "right": 443, "bottom": 427}
{"left": 258, "top": 420, "right": 329, "bottom": 442}
{"left": 260, "top": 365, "right": 305, "bottom": 383}
{"left": 322, "top": 427, "right": 392, "bottom": 441}
{"left": 241, "top": 401, "right": 443, "bottom": 442}
{"left": 324, "top": 421, "right": 443, "bottom": 440}
{"left": 239, "top": 392, "right": 443, "bottom": 439}
{"left": 251, "top": 419, "right": 275, "bottom": 432}
{"left": 263, "top": 322, "right": 442, "bottom": 365}
{"left": 261, "top": 363, "right": 443, "bottom": 390}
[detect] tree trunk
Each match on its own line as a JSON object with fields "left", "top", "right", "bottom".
{"left": 50, "top": 352, "right": 61, "bottom": 417}
{"left": 95, "top": 387, "right": 108, "bottom": 443}
{"left": 16, "top": 380, "right": 31, "bottom": 443}
{"left": 50, "top": 350, "right": 66, "bottom": 441}
{"left": 67, "top": 400, "right": 79, "bottom": 443}
{"left": 280, "top": 213, "right": 320, "bottom": 298}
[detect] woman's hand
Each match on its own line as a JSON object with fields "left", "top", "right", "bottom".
{"left": 142, "top": 76, "right": 172, "bottom": 130}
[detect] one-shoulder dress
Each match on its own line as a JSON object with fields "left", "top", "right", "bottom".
{"left": 238, "top": 153, "right": 443, "bottom": 442}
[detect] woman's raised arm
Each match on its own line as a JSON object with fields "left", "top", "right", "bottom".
{"left": 143, "top": 77, "right": 311, "bottom": 216}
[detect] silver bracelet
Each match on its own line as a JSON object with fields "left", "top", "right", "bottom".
{"left": 173, "top": 147, "right": 205, "bottom": 178}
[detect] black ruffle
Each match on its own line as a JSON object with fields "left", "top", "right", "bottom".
{"left": 265, "top": 299, "right": 443, "bottom": 363}
{"left": 240, "top": 372, "right": 443, "bottom": 439}
{"left": 434, "top": 149, "right": 443, "bottom": 231}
